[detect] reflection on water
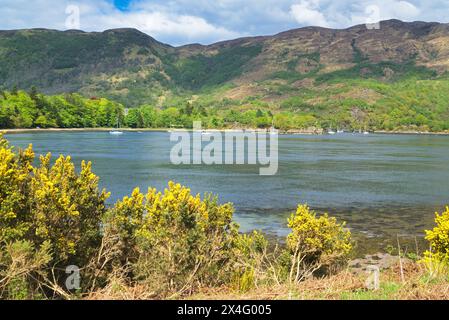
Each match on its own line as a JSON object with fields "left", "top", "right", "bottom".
{"left": 6, "top": 131, "right": 449, "bottom": 253}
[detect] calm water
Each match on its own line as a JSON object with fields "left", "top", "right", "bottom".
{"left": 6, "top": 131, "right": 449, "bottom": 251}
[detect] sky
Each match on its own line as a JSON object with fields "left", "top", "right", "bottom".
{"left": 0, "top": 0, "right": 448, "bottom": 46}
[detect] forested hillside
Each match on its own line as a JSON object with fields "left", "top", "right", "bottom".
{"left": 2, "top": 20, "right": 449, "bottom": 131}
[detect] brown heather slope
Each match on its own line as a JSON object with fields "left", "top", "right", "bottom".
{"left": 176, "top": 20, "right": 449, "bottom": 81}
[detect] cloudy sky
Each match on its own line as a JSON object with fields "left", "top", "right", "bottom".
{"left": 0, "top": 0, "right": 448, "bottom": 45}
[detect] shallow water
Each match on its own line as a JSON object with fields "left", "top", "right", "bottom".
{"left": 6, "top": 131, "right": 449, "bottom": 252}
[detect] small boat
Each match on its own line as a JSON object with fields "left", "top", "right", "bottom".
{"left": 201, "top": 131, "right": 213, "bottom": 136}
{"left": 328, "top": 130, "right": 336, "bottom": 135}
{"left": 363, "top": 131, "right": 370, "bottom": 135}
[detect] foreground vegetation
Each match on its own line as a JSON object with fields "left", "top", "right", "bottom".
{"left": 1, "top": 134, "right": 449, "bottom": 300}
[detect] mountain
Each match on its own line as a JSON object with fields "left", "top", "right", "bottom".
{"left": 0, "top": 20, "right": 449, "bottom": 103}
{"left": 0, "top": 28, "right": 174, "bottom": 105}
{"left": 1, "top": 20, "right": 449, "bottom": 108}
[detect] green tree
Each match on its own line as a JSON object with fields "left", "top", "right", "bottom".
{"left": 125, "top": 108, "right": 144, "bottom": 128}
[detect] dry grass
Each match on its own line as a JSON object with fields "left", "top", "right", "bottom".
{"left": 187, "top": 261, "right": 449, "bottom": 301}
{"left": 85, "top": 260, "right": 449, "bottom": 300}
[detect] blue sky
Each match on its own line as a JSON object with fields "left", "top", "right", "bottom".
{"left": 114, "top": 0, "right": 131, "bottom": 11}
{"left": 0, "top": 0, "right": 448, "bottom": 45}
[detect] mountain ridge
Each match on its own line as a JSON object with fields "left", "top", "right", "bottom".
{"left": 1, "top": 19, "right": 449, "bottom": 107}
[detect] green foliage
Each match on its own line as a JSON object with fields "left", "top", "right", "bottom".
{"left": 273, "top": 112, "right": 317, "bottom": 130}
{"left": 3, "top": 72, "right": 449, "bottom": 133}
{"left": 0, "top": 90, "right": 125, "bottom": 129}
{"left": 315, "top": 60, "right": 436, "bottom": 84}
{"left": 101, "top": 183, "right": 278, "bottom": 297}
{"left": 340, "top": 282, "right": 401, "bottom": 300}
{"left": 124, "top": 108, "right": 144, "bottom": 128}
{"left": 165, "top": 44, "right": 263, "bottom": 90}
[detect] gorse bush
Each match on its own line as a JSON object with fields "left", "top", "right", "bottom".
{"left": 105, "top": 183, "right": 256, "bottom": 297}
{"left": 285, "top": 205, "right": 352, "bottom": 283}
{"left": 422, "top": 208, "right": 449, "bottom": 276}
{"left": 31, "top": 154, "right": 109, "bottom": 264}
{"left": 0, "top": 134, "right": 109, "bottom": 298}
{"left": 0, "top": 138, "right": 34, "bottom": 242}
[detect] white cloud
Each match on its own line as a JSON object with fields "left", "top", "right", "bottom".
{"left": 290, "top": 0, "right": 329, "bottom": 27}
{"left": 350, "top": 0, "right": 421, "bottom": 26}
{"left": 0, "top": 0, "right": 447, "bottom": 45}
{"left": 84, "top": 10, "right": 240, "bottom": 43}
{"left": 0, "top": 0, "right": 241, "bottom": 45}
{"left": 393, "top": 1, "right": 421, "bottom": 18}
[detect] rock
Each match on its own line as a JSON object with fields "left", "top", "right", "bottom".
{"left": 349, "top": 253, "right": 405, "bottom": 274}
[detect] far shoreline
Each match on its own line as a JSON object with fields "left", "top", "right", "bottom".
{"left": 2, "top": 127, "right": 449, "bottom": 136}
